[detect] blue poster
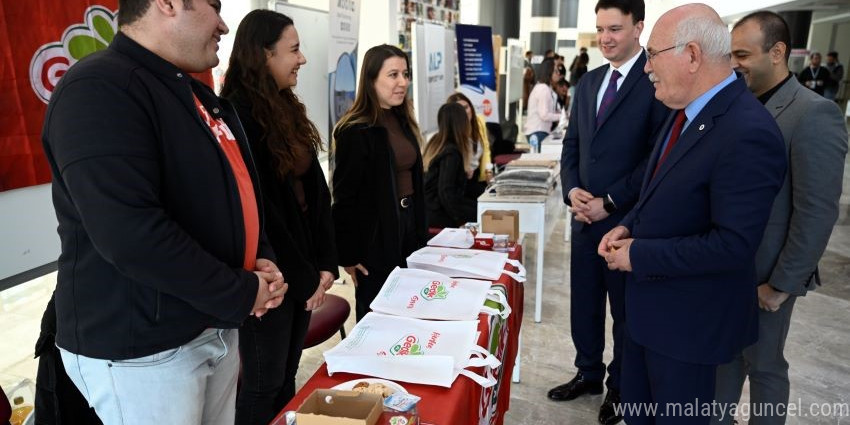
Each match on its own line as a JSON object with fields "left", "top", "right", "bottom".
{"left": 455, "top": 24, "right": 499, "bottom": 123}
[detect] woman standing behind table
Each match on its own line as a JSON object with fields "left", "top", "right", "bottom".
{"left": 524, "top": 58, "right": 561, "bottom": 152}
{"left": 220, "top": 10, "right": 338, "bottom": 425}
{"left": 423, "top": 102, "right": 478, "bottom": 228}
{"left": 332, "top": 44, "right": 427, "bottom": 321}
{"left": 446, "top": 92, "right": 491, "bottom": 199}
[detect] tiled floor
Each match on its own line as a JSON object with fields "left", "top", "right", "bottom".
{"left": 2, "top": 153, "right": 849, "bottom": 424}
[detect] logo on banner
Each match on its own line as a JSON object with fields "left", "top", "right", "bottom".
{"left": 421, "top": 280, "right": 449, "bottom": 300}
{"left": 428, "top": 51, "right": 443, "bottom": 71}
{"left": 29, "top": 6, "right": 117, "bottom": 103}
{"left": 482, "top": 99, "right": 493, "bottom": 116}
{"left": 390, "top": 335, "right": 425, "bottom": 356}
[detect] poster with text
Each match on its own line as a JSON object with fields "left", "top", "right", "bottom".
{"left": 329, "top": 0, "right": 360, "bottom": 146}
{"left": 424, "top": 22, "right": 447, "bottom": 132}
{"left": 455, "top": 24, "right": 499, "bottom": 124}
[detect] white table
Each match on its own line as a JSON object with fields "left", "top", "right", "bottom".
{"left": 477, "top": 181, "right": 564, "bottom": 323}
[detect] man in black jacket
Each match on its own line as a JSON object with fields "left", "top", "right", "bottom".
{"left": 41, "top": 0, "right": 287, "bottom": 423}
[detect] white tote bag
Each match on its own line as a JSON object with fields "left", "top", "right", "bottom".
{"left": 406, "top": 247, "right": 526, "bottom": 282}
{"left": 426, "top": 228, "right": 475, "bottom": 248}
{"left": 369, "top": 267, "right": 511, "bottom": 321}
{"left": 323, "top": 313, "right": 501, "bottom": 388}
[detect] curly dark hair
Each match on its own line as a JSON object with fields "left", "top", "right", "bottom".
{"left": 220, "top": 9, "right": 322, "bottom": 179}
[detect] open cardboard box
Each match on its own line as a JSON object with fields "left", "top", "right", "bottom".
{"left": 481, "top": 210, "right": 519, "bottom": 243}
{"left": 296, "top": 389, "right": 383, "bottom": 425}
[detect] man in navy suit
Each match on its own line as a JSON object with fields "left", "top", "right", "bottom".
{"left": 599, "top": 4, "right": 787, "bottom": 424}
{"left": 553, "top": 1, "right": 668, "bottom": 423}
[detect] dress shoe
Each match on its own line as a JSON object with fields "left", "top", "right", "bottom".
{"left": 547, "top": 373, "right": 603, "bottom": 401}
{"left": 598, "top": 389, "right": 623, "bottom": 425}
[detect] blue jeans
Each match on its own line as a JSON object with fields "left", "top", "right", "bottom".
{"left": 59, "top": 328, "right": 239, "bottom": 425}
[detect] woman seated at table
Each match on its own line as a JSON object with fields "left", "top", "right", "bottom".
{"left": 423, "top": 103, "right": 477, "bottom": 228}
{"left": 446, "top": 92, "right": 491, "bottom": 199}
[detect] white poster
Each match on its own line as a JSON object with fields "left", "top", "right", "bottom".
{"left": 424, "top": 22, "right": 446, "bottom": 132}
{"left": 328, "top": 0, "right": 360, "bottom": 134}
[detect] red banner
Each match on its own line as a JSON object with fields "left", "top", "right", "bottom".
{"left": 0, "top": 1, "right": 212, "bottom": 192}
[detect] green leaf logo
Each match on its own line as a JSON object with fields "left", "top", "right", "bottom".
{"left": 421, "top": 280, "right": 449, "bottom": 300}
{"left": 389, "top": 334, "right": 426, "bottom": 356}
{"left": 29, "top": 5, "right": 117, "bottom": 103}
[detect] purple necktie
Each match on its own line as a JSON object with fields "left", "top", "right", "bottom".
{"left": 596, "top": 70, "right": 621, "bottom": 128}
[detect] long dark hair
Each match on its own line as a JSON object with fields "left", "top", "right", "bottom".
{"left": 334, "top": 44, "right": 422, "bottom": 146}
{"left": 445, "top": 92, "right": 482, "bottom": 146}
{"left": 423, "top": 103, "right": 471, "bottom": 172}
{"left": 221, "top": 9, "right": 322, "bottom": 179}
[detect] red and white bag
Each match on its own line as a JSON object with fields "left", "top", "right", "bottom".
{"left": 406, "top": 247, "right": 526, "bottom": 282}
{"left": 369, "top": 267, "right": 511, "bottom": 321}
{"left": 426, "top": 228, "right": 475, "bottom": 248}
{"left": 323, "top": 312, "right": 501, "bottom": 388}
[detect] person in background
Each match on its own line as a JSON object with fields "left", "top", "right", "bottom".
{"left": 40, "top": 0, "right": 288, "bottom": 423}
{"left": 601, "top": 4, "right": 786, "bottom": 423}
{"left": 524, "top": 58, "right": 562, "bottom": 152}
{"left": 332, "top": 44, "right": 428, "bottom": 321}
{"left": 555, "top": 78, "right": 571, "bottom": 116}
{"left": 555, "top": 54, "right": 568, "bottom": 79}
{"left": 446, "top": 92, "right": 492, "bottom": 199}
{"left": 221, "top": 10, "right": 339, "bottom": 424}
{"left": 552, "top": 2, "right": 668, "bottom": 424}
{"left": 524, "top": 50, "right": 534, "bottom": 68}
{"left": 570, "top": 48, "right": 590, "bottom": 86}
{"left": 824, "top": 51, "right": 844, "bottom": 101}
{"left": 797, "top": 51, "right": 832, "bottom": 96}
{"left": 423, "top": 103, "right": 478, "bottom": 228}
{"left": 544, "top": 49, "right": 555, "bottom": 59}
{"left": 713, "top": 11, "right": 848, "bottom": 424}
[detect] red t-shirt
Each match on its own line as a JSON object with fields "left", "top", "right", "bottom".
{"left": 193, "top": 95, "right": 259, "bottom": 271}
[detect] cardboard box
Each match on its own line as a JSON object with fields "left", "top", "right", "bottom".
{"left": 296, "top": 389, "right": 382, "bottom": 425}
{"left": 481, "top": 210, "right": 519, "bottom": 243}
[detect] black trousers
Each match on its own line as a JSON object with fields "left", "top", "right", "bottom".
{"left": 236, "top": 295, "right": 311, "bottom": 425}
{"left": 354, "top": 203, "right": 419, "bottom": 321}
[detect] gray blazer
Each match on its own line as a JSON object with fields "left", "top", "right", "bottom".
{"left": 755, "top": 77, "right": 848, "bottom": 296}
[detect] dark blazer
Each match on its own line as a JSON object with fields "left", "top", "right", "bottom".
{"left": 755, "top": 77, "right": 848, "bottom": 295}
{"left": 621, "top": 77, "right": 787, "bottom": 365}
{"left": 561, "top": 52, "right": 669, "bottom": 230}
{"left": 424, "top": 144, "right": 477, "bottom": 228}
{"left": 230, "top": 96, "right": 339, "bottom": 303}
{"left": 42, "top": 32, "right": 272, "bottom": 360}
{"left": 332, "top": 116, "right": 428, "bottom": 271}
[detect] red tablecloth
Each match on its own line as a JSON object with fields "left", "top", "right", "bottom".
{"left": 272, "top": 246, "right": 524, "bottom": 425}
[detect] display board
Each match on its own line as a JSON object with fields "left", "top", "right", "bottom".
{"left": 411, "top": 23, "right": 456, "bottom": 136}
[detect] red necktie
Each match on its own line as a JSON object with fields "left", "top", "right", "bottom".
{"left": 652, "top": 110, "right": 687, "bottom": 178}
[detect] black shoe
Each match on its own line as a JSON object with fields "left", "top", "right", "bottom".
{"left": 598, "top": 389, "right": 623, "bottom": 425}
{"left": 547, "top": 373, "right": 603, "bottom": 401}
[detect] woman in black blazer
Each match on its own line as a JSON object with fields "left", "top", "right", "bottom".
{"left": 423, "top": 102, "right": 478, "bottom": 228}
{"left": 332, "top": 44, "right": 427, "bottom": 321}
{"left": 221, "top": 10, "right": 339, "bottom": 425}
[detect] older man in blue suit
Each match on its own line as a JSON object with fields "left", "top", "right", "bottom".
{"left": 554, "top": 1, "right": 668, "bottom": 424}
{"left": 599, "top": 4, "right": 787, "bottom": 424}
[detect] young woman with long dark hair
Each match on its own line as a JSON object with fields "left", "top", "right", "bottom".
{"left": 423, "top": 102, "right": 477, "bottom": 228}
{"left": 332, "top": 44, "right": 427, "bottom": 321}
{"left": 221, "top": 10, "right": 338, "bottom": 424}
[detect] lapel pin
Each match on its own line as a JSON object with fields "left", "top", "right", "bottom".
{"left": 698, "top": 124, "right": 705, "bottom": 131}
